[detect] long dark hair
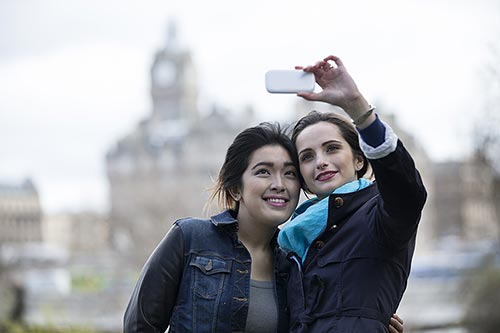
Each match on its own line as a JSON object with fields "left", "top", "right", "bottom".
{"left": 209, "top": 122, "right": 299, "bottom": 212}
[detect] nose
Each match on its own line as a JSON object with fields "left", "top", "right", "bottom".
{"left": 316, "top": 155, "right": 328, "bottom": 170}
{"left": 270, "top": 175, "right": 285, "bottom": 192}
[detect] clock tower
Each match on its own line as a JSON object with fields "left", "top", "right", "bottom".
{"left": 150, "top": 22, "right": 198, "bottom": 124}
{"left": 106, "top": 21, "right": 256, "bottom": 266}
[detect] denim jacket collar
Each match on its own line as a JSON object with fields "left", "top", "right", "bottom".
{"left": 210, "top": 209, "right": 239, "bottom": 226}
{"left": 210, "top": 209, "right": 281, "bottom": 249}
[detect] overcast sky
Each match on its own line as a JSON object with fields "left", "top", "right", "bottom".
{"left": 0, "top": 0, "right": 498, "bottom": 213}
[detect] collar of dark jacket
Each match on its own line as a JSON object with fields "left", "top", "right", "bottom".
{"left": 210, "top": 209, "right": 281, "bottom": 248}
{"left": 326, "top": 182, "right": 379, "bottom": 227}
{"left": 210, "top": 209, "right": 238, "bottom": 226}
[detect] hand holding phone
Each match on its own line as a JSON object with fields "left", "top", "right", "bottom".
{"left": 265, "top": 70, "right": 315, "bottom": 94}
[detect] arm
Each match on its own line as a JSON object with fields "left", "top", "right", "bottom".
{"left": 124, "top": 224, "right": 184, "bottom": 333}
{"left": 357, "top": 116, "right": 426, "bottom": 244}
{"left": 367, "top": 136, "right": 427, "bottom": 243}
{"left": 297, "top": 55, "right": 427, "bottom": 244}
{"left": 296, "top": 55, "right": 376, "bottom": 129}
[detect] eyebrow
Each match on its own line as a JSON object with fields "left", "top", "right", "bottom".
{"left": 251, "top": 161, "right": 295, "bottom": 170}
{"left": 298, "top": 140, "right": 342, "bottom": 155}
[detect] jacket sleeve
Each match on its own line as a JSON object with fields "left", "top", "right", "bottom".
{"left": 370, "top": 140, "right": 427, "bottom": 246}
{"left": 358, "top": 119, "right": 427, "bottom": 247}
{"left": 124, "top": 223, "right": 185, "bottom": 333}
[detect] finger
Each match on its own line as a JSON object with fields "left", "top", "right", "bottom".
{"left": 309, "top": 62, "right": 328, "bottom": 76}
{"left": 392, "top": 313, "right": 404, "bottom": 325}
{"left": 310, "top": 60, "right": 326, "bottom": 71}
{"left": 388, "top": 324, "right": 398, "bottom": 333}
{"left": 323, "top": 55, "right": 338, "bottom": 62}
{"left": 301, "top": 65, "right": 315, "bottom": 72}
{"left": 297, "top": 91, "right": 322, "bottom": 101}
{"left": 319, "top": 60, "right": 333, "bottom": 70}
{"left": 323, "top": 55, "right": 344, "bottom": 68}
{"left": 390, "top": 318, "right": 402, "bottom": 329}
{"left": 390, "top": 316, "right": 404, "bottom": 333}
{"left": 295, "top": 66, "right": 304, "bottom": 70}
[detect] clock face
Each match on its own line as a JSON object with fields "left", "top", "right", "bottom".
{"left": 154, "top": 61, "right": 176, "bottom": 87}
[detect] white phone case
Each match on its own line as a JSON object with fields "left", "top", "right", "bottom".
{"left": 265, "top": 70, "right": 315, "bottom": 93}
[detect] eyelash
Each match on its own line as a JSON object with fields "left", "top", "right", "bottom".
{"left": 255, "top": 169, "right": 270, "bottom": 175}
{"left": 301, "top": 145, "right": 340, "bottom": 162}
{"left": 326, "top": 145, "right": 339, "bottom": 152}
{"left": 300, "top": 154, "right": 313, "bottom": 162}
{"left": 255, "top": 169, "right": 297, "bottom": 177}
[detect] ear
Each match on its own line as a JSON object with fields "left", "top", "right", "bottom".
{"left": 354, "top": 155, "right": 364, "bottom": 172}
{"left": 229, "top": 187, "right": 241, "bottom": 201}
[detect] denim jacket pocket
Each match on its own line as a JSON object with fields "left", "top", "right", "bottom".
{"left": 189, "top": 255, "right": 232, "bottom": 299}
{"left": 187, "top": 255, "right": 233, "bottom": 331}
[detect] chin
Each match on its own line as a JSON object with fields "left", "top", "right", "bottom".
{"left": 268, "top": 212, "right": 292, "bottom": 225}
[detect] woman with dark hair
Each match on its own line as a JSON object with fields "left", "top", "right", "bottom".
{"left": 278, "top": 55, "right": 427, "bottom": 332}
{"left": 124, "top": 122, "right": 301, "bottom": 332}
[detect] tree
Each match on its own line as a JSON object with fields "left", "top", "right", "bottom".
{"left": 474, "top": 45, "right": 500, "bottom": 177}
{"left": 472, "top": 44, "right": 500, "bottom": 243}
{"left": 463, "top": 264, "right": 500, "bottom": 333}
{"left": 464, "top": 41, "right": 500, "bottom": 333}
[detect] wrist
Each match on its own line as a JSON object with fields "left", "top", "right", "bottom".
{"left": 341, "top": 95, "right": 370, "bottom": 119}
{"left": 353, "top": 105, "right": 376, "bottom": 129}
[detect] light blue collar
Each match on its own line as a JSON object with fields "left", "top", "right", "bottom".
{"left": 278, "top": 178, "right": 372, "bottom": 262}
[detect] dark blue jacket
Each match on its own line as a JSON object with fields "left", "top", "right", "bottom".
{"left": 287, "top": 140, "right": 427, "bottom": 332}
{"left": 124, "top": 210, "right": 290, "bottom": 333}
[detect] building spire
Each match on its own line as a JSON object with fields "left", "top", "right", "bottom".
{"left": 166, "top": 19, "right": 179, "bottom": 50}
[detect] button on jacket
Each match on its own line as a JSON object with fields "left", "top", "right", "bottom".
{"left": 287, "top": 140, "right": 427, "bottom": 333}
{"left": 124, "top": 210, "right": 290, "bottom": 333}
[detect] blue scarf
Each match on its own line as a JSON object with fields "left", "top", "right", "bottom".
{"left": 278, "top": 178, "right": 372, "bottom": 262}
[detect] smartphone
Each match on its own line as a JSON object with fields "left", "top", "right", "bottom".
{"left": 265, "top": 70, "right": 315, "bottom": 93}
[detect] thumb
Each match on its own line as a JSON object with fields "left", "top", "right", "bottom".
{"left": 297, "top": 91, "right": 323, "bottom": 101}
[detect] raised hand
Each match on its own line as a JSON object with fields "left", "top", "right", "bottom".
{"left": 296, "top": 55, "right": 373, "bottom": 127}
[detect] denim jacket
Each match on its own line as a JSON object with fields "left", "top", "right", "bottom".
{"left": 124, "top": 210, "right": 290, "bottom": 333}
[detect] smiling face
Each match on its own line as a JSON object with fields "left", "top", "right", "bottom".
{"left": 295, "top": 121, "right": 364, "bottom": 199}
{"left": 236, "top": 144, "right": 300, "bottom": 230}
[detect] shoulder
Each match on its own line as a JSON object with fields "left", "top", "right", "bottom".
{"left": 175, "top": 216, "right": 212, "bottom": 228}
{"left": 174, "top": 210, "right": 237, "bottom": 230}
{"left": 173, "top": 211, "right": 238, "bottom": 250}
{"left": 173, "top": 216, "right": 215, "bottom": 241}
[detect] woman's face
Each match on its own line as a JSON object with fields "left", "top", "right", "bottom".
{"left": 236, "top": 144, "right": 300, "bottom": 229}
{"left": 295, "top": 121, "right": 364, "bottom": 199}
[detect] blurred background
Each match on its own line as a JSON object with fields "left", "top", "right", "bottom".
{"left": 1, "top": 0, "right": 499, "bottom": 332}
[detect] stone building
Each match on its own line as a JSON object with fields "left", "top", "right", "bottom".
{"left": 42, "top": 212, "right": 110, "bottom": 254}
{"left": 0, "top": 178, "right": 42, "bottom": 244}
{"left": 0, "top": 178, "right": 42, "bottom": 322}
{"left": 106, "top": 25, "right": 254, "bottom": 266}
{"left": 433, "top": 153, "right": 500, "bottom": 243}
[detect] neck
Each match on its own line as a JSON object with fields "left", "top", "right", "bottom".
{"left": 236, "top": 217, "right": 275, "bottom": 252}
